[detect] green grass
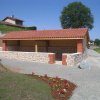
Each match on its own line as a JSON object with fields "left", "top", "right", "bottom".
{"left": 0, "top": 24, "right": 26, "bottom": 33}
{"left": 94, "top": 48, "right": 100, "bottom": 53}
{"left": 0, "top": 72, "right": 55, "bottom": 100}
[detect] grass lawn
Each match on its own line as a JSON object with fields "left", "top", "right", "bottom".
{"left": 0, "top": 24, "right": 26, "bottom": 33}
{"left": 94, "top": 48, "right": 100, "bottom": 53}
{"left": 0, "top": 63, "right": 76, "bottom": 100}
{"left": 0, "top": 71, "right": 55, "bottom": 100}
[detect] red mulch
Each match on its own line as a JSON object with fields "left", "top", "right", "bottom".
{"left": 26, "top": 73, "right": 77, "bottom": 100}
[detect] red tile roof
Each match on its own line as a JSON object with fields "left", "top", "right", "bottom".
{"left": 2, "top": 28, "right": 88, "bottom": 40}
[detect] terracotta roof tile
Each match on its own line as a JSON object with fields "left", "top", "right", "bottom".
{"left": 2, "top": 28, "right": 88, "bottom": 40}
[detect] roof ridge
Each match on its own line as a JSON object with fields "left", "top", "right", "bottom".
{"left": 2, "top": 16, "right": 23, "bottom": 22}
{"left": 6, "top": 28, "right": 87, "bottom": 33}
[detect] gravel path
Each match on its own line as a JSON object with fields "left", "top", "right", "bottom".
{"left": 0, "top": 49, "right": 100, "bottom": 100}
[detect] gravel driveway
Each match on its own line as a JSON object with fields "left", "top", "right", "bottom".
{"left": 0, "top": 49, "right": 100, "bottom": 100}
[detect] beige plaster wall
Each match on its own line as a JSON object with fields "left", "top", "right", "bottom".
{"left": 4, "top": 19, "right": 16, "bottom": 24}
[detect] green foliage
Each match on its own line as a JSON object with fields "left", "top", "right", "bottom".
{"left": 0, "top": 24, "right": 37, "bottom": 34}
{"left": 60, "top": 2, "right": 94, "bottom": 30}
{"left": 0, "top": 24, "right": 26, "bottom": 33}
{"left": 94, "top": 48, "right": 100, "bottom": 53}
{"left": 94, "top": 39, "right": 100, "bottom": 46}
{"left": 26, "top": 26, "right": 37, "bottom": 30}
{"left": 0, "top": 72, "right": 54, "bottom": 100}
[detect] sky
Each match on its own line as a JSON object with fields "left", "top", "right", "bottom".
{"left": 0, "top": 0, "right": 100, "bottom": 40}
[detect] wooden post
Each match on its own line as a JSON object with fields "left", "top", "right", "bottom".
{"left": 35, "top": 41, "right": 38, "bottom": 52}
{"left": 2, "top": 40, "right": 7, "bottom": 51}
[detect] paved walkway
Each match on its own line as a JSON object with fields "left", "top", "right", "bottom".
{"left": 0, "top": 49, "right": 100, "bottom": 100}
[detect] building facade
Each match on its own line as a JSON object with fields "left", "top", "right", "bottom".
{"left": 1, "top": 28, "right": 89, "bottom": 65}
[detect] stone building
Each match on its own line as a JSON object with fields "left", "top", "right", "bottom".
{"left": 1, "top": 28, "right": 89, "bottom": 65}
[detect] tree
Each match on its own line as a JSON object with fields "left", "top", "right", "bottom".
{"left": 60, "top": 2, "right": 94, "bottom": 30}
{"left": 94, "top": 39, "right": 100, "bottom": 46}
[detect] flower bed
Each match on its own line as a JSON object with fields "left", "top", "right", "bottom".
{"left": 27, "top": 73, "right": 77, "bottom": 100}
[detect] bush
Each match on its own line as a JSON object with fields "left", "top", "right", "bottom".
{"left": 94, "top": 39, "right": 100, "bottom": 46}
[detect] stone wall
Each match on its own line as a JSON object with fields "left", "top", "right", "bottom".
{"left": 62, "top": 53, "right": 83, "bottom": 66}
{"left": 0, "top": 51, "right": 85, "bottom": 66}
{"left": 0, "top": 51, "right": 55, "bottom": 64}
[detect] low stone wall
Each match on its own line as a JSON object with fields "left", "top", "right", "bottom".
{"left": 0, "top": 51, "right": 85, "bottom": 66}
{"left": 62, "top": 53, "right": 83, "bottom": 66}
{"left": 0, "top": 51, "right": 55, "bottom": 64}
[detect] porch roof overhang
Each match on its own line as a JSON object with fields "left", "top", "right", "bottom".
{"left": 1, "top": 37, "right": 85, "bottom": 40}
{"left": 2, "top": 28, "right": 89, "bottom": 41}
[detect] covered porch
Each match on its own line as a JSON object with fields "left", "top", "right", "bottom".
{"left": 2, "top": 39, "right": 83, "bottom": 61}
{"left": 1, "top": 28, "right": 89, "bottom": 65}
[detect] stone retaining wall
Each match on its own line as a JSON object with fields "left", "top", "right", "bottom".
{"left": 0, "top": 51, "right": 85, "bottom": 66}
{"left": 0, "top": 51, "right": 55, "bottom": 64}
{"left": 62, "top": 53, "right": 83, "bottom": 66}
